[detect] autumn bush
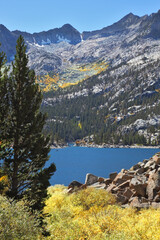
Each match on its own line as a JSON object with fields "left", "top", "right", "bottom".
{"left": 0, "top": 195, "right": 42, "bottom": 240}
{"left": 44, "top": 185, "right": 160, "bottom": 240}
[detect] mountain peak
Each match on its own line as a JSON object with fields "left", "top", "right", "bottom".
{"left": 61, "top": 24, "right": 74, "bottom": 29}
{"left": 61, "top": 24, "right": 80, "bottom": 33}
{"left": 125, "top": 12, "right": 135, "bottom": 17}
{"left": 119, "top": 12, "right": 140, "bottom": 24}
{"left": 0, "top": 24, "right": 10, "bottom": 32}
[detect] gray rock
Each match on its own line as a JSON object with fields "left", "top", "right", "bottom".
{"left": 153, "top": 154, "right": 160, "bottom": 165}
{"left": 135, "top": 168, "right": 145, "bottom": 175}
{"left": 85, "top": 173, "right": 98, "bottom": 186}
{"left": 105, "top": 183, "right": 116, "bottom": 193}
{"left": 68, "top": 180, "right": 83, "bottom": 189}
{"left": 89, "top": 182, "right": 106, "bottom": 189}
{"left": 153, "top": 194, "right": 160, "bottom": 202}
{"left": 113, "top": 172, "right": 133, "bottom": 184}
{"left": 141, "top": 197, "right": 149, "bottom": 203}
{"left": 98, "top": 177, "right": 105, "bottom": 183}
{"left": 109, "top": 172, "right": 118, "bottom": 181}
{"left": 104, "top": 178, "right": 112, "bottom": 185}
{"left": 144, "top": 160, "right": 154, "bottom": 169}
{"left": 130, "top": 177, "right": 141, "bottom": 187}
{"left": 147, "top": 171, "right": 160, "bottom": 200}
{"left": 130, "top": 177, "right": 147, "bottom": 197}
{"left": 151, "top": 202, "right": 160, "bottom": 208}
{"left": 123, "top": 188, "right": 134, "bottom": 199}
{"left": 130, "top": 197, "right": 141, "bottom": 208}
{"left": 117, "top": 180, "right": 130, "bottom": 189}
{"left": 116, "top": 193, "right": 128, "bottom": 204}
{"left": 131, "top": 184, "right": 146, "bottom": 197}
{"left": 130, "top": 164, "right": 140, "bottom": 171}
{"left": 143, "top": 159, "right": 149, "bottom": 164}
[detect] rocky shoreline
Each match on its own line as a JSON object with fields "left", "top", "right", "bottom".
{"left": 51, "top": 142, "right": 160, "bottom": 149}
{"left": 67, "top": 152, "right": 160, "bottom": 208}
{"left": 75, "top": 143, "right": 160, "bottom": 149}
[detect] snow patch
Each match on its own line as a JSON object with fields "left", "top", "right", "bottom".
{"left": 56, "top": 34, "right": 71, "bottom": 43}
{"left": 41, "top": 38, "right": 51, "bottom": 45}
{"left": 34, "top": 43, "right": 44, "bottom": 48}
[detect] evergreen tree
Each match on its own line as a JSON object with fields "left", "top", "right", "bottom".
{"left": 0, "top": 36, "right": 56, "bottom": 211}
{"left": 0, "top": 45, "right": 10, "bottom": 165}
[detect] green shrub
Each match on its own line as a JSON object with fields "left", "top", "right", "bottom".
{"left": 0, "top": 195, "right": 42, "bottom": 240}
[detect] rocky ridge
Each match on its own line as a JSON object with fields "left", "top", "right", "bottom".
{"left": 1, "top": 10, "right": 160, "bottom": 75}
{"left": 67, "top": 153, "right": 160, "bottom": 208}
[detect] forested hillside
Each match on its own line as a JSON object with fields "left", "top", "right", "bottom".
{"left": 42, "top": 57, "right": 160, "bottom": 145}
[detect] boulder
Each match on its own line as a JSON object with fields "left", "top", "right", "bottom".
{"left": 121, "top": 204, "right": 130, "bottom": 208}
{"left": 147, "top": 171, "right": 160, "bottom": 200}
{"left": 135, "top": 168, "right": 145, "bottom": 175}
{"left": 123, "top": 188, "right": 134, "bottom": 199}
{"left": 130, "top": 177, "right": 147, "bottom": 197}
{"left": 144, "top": 160, "right": 154, "bottom": 169}
{"left": 109, "top": 172, "right": 118, "bottom": 181}
{"left": 153, "top": 154, "right": 160, "bottom": 165}
{"left": 104, "top": 178, "right": 112, "bottom": 186}
{"left": 116, "top": 193, "right": 128, "bottom": 204}
{"left": 66, "top": 188, "right": 74, "bottom": 194}
{"left": 150, "top": 163, "right": 157, "bottom": 170}
{"left": 120, "top": 169, "right": 127, "bottom": 173}
{"left": 143, "top": 159, "right": 149, "bottom": 164}
{"left": 127, "top": 171, "right": 136, "bottom": 175}
{"left": 130, "top": 197, "right": 141, "bottom": 208}
{"left": 89, "top": 182, "right": 106, "bottom": 189}
{"left": 85, "top": 173, "right": 98, "bottom": 186}
{"left": 131, "top": 184, "right": 146, "bottom": 197}
{"left": 80, "top": 184, "right": 87, "bottom": 189}
{"left": 130, "top": 177, "right": 141, "bottom": 187}
{"left": 113, "top": 172, "right": 133, "bottom": 184}
{"left": 153, "top": 194, "right": 160, "bottom": 202}
{"left": 130, "top": 164, "right": 140, "bottom": 171}
{"left": 157, "top": 191, "right": 160, "bottom": 196}
{"left": 98, "top": 177, "right": 105, "bottom": 183}
{"left": 141, "top": 197, "right": 149, "bottom": 203}
{"left": 117, "top": 180, "right": 130, "bottom": 189}
{"left": 68, "top": 180, "right": 83, "bottom": 189}
{"left": 151, "top": 202, "right": 160, "bottom": 208}
{"left": 140, "top": 203, "right": 150, "bottom": 208}
{"left": 105, "top": 183, "right": 116, "bottom": 193}
{"left": 139, "top": 162, "right": 145, "bottom": 167}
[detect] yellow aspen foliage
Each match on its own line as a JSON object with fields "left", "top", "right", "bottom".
{"left": 43, "top": 185, "right": 160, "bottom": 240}
{"left": 155, "top": 89, "right": 160, "bottom": 93}
{"left": 34, "top": 61, "right": 109, "bottom": 92}
{"left": 0, "top": 174, "right": 10, "bottom": 194}
{"left": 59, "top": 82, "right": 78, "bottom": 88}
{"left": 78, "top": 122, "right": 82, "bottom": 129}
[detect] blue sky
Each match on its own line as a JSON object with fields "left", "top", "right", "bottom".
{"left": 1, "top": 0, "right": 160, "bottom": 33}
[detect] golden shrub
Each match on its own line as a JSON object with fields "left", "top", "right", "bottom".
{"left": 43, "top": 185, "right": 160, "bottom": 240}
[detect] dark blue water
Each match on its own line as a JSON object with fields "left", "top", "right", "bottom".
{"left": 48, "top": 147, "right": 159, "bottom": 186}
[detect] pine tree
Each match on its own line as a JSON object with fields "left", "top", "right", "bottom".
{"left": 0, "top": 36, "right": 56, "bottom": 210}
{"left": 0, "top": 45, "right": 10, "bottom": 164}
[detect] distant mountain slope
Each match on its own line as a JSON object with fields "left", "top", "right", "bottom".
{"left": 13, "top": 24, "right": 81, "bottom": 45}
{"left": 42, "top": 53, "right": 160, "bottom": 145}
{"left": 0, "top": 24, "right": 17, "bottom": 61}
{"left": 0, "top": 9, "right": 160, "bottom": 77}
{"left": 1, "top": 10, "right": 160, "bottom": 144}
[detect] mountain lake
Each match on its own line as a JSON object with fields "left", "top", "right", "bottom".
{"left": 47, "top": 147, "right": 159, "bottom": 186}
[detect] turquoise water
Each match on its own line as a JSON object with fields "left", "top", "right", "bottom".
{"left": 48, "top": 147, "right": 159, "bottom": 186}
